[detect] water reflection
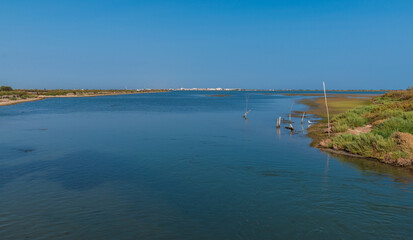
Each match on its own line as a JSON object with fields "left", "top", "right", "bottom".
{"left": 326, "top": 151, "right": 413, "bottom": 185}
{"left": 273, "top": 122, "right": 413, "bottom": 185}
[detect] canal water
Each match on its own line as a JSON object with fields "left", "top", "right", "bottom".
{"left": 0, "top": 91, "right": 412, "bottom": 239}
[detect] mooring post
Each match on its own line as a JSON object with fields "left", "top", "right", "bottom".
{"left": 301, "top": 112, "right": 305, "bottom": 124}
{"left": 323, "top": 82, "right": 331, "bottom": 137}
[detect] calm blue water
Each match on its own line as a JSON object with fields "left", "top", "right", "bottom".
{"left": 0, "top": 91, "right": 412, "bottom": 240}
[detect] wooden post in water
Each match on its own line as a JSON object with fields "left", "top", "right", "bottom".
{"left": 243, "top": 96, "right": 250, "bottom": 120}
{"left": 301, "top": 112, "right": 305, "bottom": 124}
{"left": 245, "top": 96, "right": 248, "bottom": 114}
{"left": 323, "top": 82, "right": 331, "bottom": 137}
{"left": 276, "top": 116, "right": 281, "bottom": 128}
{"left": 289, "top": 101, "right": 294, "bottom": 123}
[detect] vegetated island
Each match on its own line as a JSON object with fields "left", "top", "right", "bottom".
{"left": 0, "top": 86, "right": 168, "bottom": 106}
{"left": 299, "top": 88, "right": 413, "bottom": 169}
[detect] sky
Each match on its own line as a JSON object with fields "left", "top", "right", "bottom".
{"left": 0, "top": 0, "right": 412, "bottom": 90}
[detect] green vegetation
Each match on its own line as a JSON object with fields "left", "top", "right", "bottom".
{"left": 0, "top": 90, "right": 37, "bottom": 98}
{"left": 0, "top": 86, "right": 13, "bottom": 91}
{"left": 302, "top": 89, "right": 413, "bottom": 167}
{"left": 331, "top": 90, "right": 413, "bottom": 134}
{"left": 371, "top": 117, "right": 413, "bottom": 138}
{"left": 300, "top": 95, "right": 374, "bottom": 147}
{"left": 299, "top": 96, "right": 373, "bottom": 119}
{"left": 332, "top": 106, "right": 372, "bottom": 132}
{"left": 1, "top": 87, "right": 169, "bottom": 105}
{"left": 329, "top": 133, "right": 396, "bottom": 159}
{"left": 324, "top": 90, "right": 413, "bottom": 166}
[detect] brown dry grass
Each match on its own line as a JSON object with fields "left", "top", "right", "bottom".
{"left": 298, "top": 96, "right": 373, "bottom": 119}
{"left": 284, "top": 93, "right": 381, "bottom": 97}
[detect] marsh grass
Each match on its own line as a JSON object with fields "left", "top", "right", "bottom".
{"left": 331, "top": 90, "right": 413, "bottom": 133}
{"left": 330, "top": 133, "right": 396, "bottom": 159}
{"left": 327, "top": 90, "right": 413, "bottom": 165}
{"left": 372, "top": 117, "right": 413, "bottom": 138}
{"left": 298, "top": 96, "right": 372, "bottom": 119}
{"left": 333, "top": 106, "right": 372, "bottom": 129}
{"left": 303, "top": 89, "right": 413, "bottom": 166}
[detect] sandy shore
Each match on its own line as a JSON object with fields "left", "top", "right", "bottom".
{"left": 39, "top": 92, "right": 143, "bottom": 98}
{"left": 0, "top": 91, "right": 158, "bottom": 107}
{"left": 0, "top": 97, "right": 44, "bottom": 106}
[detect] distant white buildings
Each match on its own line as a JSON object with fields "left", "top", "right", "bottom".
{"left": 173, "top": 88, "right": 239, "bottom": 91}
{"left": 136, "top": 87, "right": 241, "bottom": 91}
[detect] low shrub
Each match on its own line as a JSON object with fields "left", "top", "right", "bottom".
{"left": 332, "top": 109, "right": 369, "bottom": 132}
{"left": 0, "top": 86, "right": 13, "bottom": 91}
{"left": 332, "top": 122, "right": 349, "bottom": 132}
{"left": 390, "top": 150, "right": 410, "bottom": 160}
{"left": 330, "top": 133, "right": 396, "bottom": 159}
{"left": 372, "top": 117, "right": 413, "bottom": 138}
{"left": 382, "top": 89, "right": 413, "bottom": 101}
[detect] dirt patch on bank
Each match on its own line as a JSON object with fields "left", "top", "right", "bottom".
{"left": 346, "top": 125, "right": 373, "bottom": 135}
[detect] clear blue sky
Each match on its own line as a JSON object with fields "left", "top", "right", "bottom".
{"left": 0, "top": 0, "right": 412, "bottom": 90}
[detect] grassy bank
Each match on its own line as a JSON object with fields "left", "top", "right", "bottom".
{"left": 302, "top": 90, "right": 413, "bottom": 167}
{"left": 0, "top": 87, "right": 168, "bottom": 106}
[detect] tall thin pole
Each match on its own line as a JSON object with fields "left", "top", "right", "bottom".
{"left": 323, "top": 82, "right": 330, "bottom": 137}
{"left": 289, "top": 100, "right": 294, "bottom": 123}
{"left": 246, "top": 96, "right": 248, "bottom": 113}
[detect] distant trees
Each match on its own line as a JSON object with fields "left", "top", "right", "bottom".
{"left": 0, "top": 86, "right": 13, "bottom": 91}
{"left": 408, "top": 86, "right": 413, "bottom": 90}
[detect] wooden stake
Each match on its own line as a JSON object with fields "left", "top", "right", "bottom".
{"left": 323, "top": 82, "right": 331, "bottom": 137}
{"left": 301, "top": 112, "right": 305, "bottom": 124}
{"left": 289, "top": 101, "right": 294, "bottom": 123}
{"left": 243, "top": 96, "right": 250, "bottom": 119}
{"left": 246, "top": 96, "right": 248, "bottom": 113}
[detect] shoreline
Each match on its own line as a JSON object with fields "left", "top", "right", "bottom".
{"left": 0, "top": 97, "right": 45, "bottom": 106}
{"left": 0, "top": 91, "right": 167, "bottom": 107}
{"left": 300, "top": 91, "right": 413, "bottom": 169}
{"left": 296, "top": 94, "right": 378, "bottom": 155}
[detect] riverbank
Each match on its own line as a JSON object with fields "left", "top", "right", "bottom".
{"left": 299, "top": 90, "right": 413, "bottom": 168}
{"left": 0, "top": 97, "right": 45, "bottom": 106}
{"left": 0, "top": 89, "right": 168, "bottom": 107}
